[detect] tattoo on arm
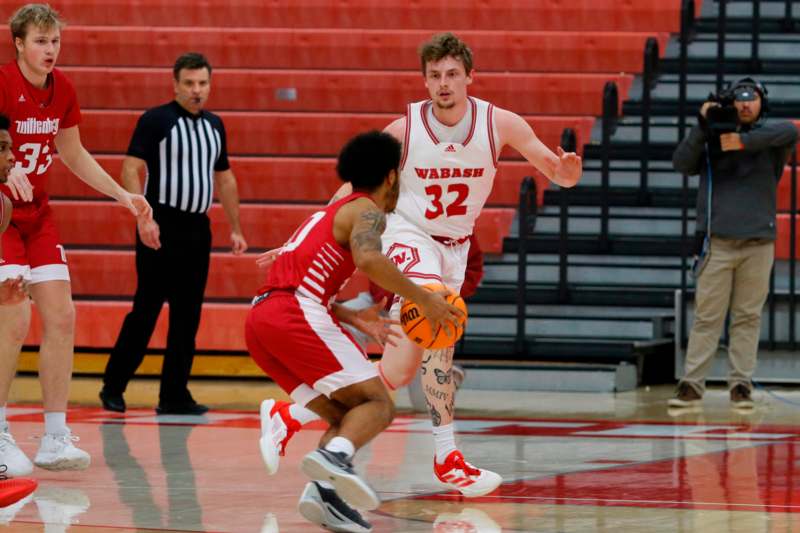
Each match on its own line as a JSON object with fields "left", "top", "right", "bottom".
{"left": 350, "top": 208, "right": 387, "bottom": 253}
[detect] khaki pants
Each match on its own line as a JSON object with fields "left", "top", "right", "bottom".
{"left": 682, "top": 237, "right": 774, "bottom": 394}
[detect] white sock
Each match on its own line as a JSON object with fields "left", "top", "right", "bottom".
{"left": 288, "top": 404, "right": 320, "bottom": 425}
{"left": 44, "top": 412, "right": 68, "bottom": 435}
{"left": 0, "top": 406, "right": 6, "bottom": 428}
{"left": 433, "top": 423, "right": 457, "bottom": 464}
{"left": 325, "top": 436, "right": 355, "bottom": 459}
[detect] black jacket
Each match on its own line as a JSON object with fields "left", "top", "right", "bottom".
{"left": 673, "top": 119, "right": 798, "bottom": 240}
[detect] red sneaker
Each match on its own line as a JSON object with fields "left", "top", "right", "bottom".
{"left": 259, "top": 399, "right": 301, "bottom": 475}
{"left": 433, "top": 451, "right": 502, "bottom": 497}
{"left": 0, "top": 478, "right": 37, "bottom": 508}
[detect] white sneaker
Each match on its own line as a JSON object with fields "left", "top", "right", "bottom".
{"left": 0, "top": 427, "right": 33, "bottom": 477}
{"left": 259, "top": 399, "right": 298, "bottom": 475}
{"left": 34, "top": 431, "right": 91, "bottom": 471}
{"left": 34, "top": 486, "right": 90, "bottom": 530}
{"left": 433, "top": 451, "right": 503, "bottom": 497}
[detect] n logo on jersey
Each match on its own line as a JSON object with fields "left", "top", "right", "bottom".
{"left": 386, "top": 243, "right": 421, "bottom": 273}
{"left": 444, "top": 144, "right": 456, "bottom": 153}
{"left": 17, "top": 94, "right": 25, "bottom": 103}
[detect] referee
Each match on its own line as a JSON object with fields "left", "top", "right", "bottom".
{"left": 100, "top": 53, "right": 247, "bottom": 415}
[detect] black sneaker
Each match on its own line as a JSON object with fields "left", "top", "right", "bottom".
{"left": 301, "top": 448, "right": 380, "bottom": 511}
{"left": 99, "top": 389, "right": 126, "bottom": 413}
{"left": 730, "top": 384, "right": 755, "bottom": 409}
{"left": 667, "top": 382, "right": 702, "bottom": 408}
{"left": 298, "top": 481, "right": 372, "bottom": 532}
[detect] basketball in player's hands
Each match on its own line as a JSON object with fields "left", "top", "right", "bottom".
{"left": 400, "top": 283, "right": 467, "bottom": 349}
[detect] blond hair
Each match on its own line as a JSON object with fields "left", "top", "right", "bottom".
{"left": 9, "top": 3, "right": 63, "bottom": 41}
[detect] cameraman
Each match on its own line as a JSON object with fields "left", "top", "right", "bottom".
{"left": 669, "top": 78, "right": 798, "bottom": 410}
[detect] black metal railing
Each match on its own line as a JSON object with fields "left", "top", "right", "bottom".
{"left": 558, "top": 128, "right": 577, "bottom": 303}
{"left": 750, "top": 0, "right": 761, "bottom": 73}
{"left": 640, "top": 37, "right": 659, "bottom": 201}
{"left": 678, "top": 0, "right": 695, "bottom": 140}
{"left": 515, "top": 175, "right": 537, "bottom": 353}
{"left": 716, "top": 0, "right": 728, "bottom": 92}
{"left": 790, "top": 148, "right": 798, "bottom": 350}
{"left": 783, "top": 0, "right": 797, "bottom": 32}
{"left": 600, "top": 82, "right": 618, "bottom": 249}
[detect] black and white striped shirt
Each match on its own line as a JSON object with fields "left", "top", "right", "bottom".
{"left": 127, "top": 101, "right": 229, "bottom": 214}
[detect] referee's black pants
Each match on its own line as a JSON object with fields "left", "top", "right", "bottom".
{"left": 103, "top": 206, "right": 211, "bottom": 405}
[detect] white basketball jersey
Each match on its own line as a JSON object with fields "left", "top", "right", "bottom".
{"left": 396, "top": 96, "right": 498, "bottom": 239}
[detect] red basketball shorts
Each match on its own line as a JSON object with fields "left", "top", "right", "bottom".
{"left": 245, "top": 290, "right": 378, "bottom": 406}
{"left": 0, "top": 205, "right": 69, "bottom": 284}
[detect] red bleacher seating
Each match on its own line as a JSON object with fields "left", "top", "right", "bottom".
{"left": 25, "top": 300, "right": 249, "bottom": 351}
{"left": 64, "top": 68, "right": 633, "bottom": 116}
{"left": 80, "top": 110, "right": 595, "bottom": 157}
{"left": 51, "top": 201, "right": 514, "bottom": 253}
{"left": 1, "top": 28, "right": 669, "bottom": 74}
{"left": 67, "top": 249, "right": 371, "bottom": 301}
{"left": 47, "top": 156, "right": 550, "bottom": 207}
{"left": 776, "top": 166, "right": 799, "bottom": 212}
{"left": 0, "top": 1, "right": 700, "bottom": 32}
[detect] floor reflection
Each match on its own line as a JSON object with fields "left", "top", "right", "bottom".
{"left": 101, "top": 421, "right": 202, "bottom": 531}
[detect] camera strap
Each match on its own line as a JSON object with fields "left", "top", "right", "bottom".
{"left": 691, "top": 144, "right": 713, "bottom": 278}
{"left": 704, "top": 144, "right": 712, "bottom": 237}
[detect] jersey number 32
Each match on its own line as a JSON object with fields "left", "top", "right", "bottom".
{"left": 424, "top": 183, "right": 469, "bottom": 219}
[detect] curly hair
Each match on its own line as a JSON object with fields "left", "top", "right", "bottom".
{"left": 418, "top": 32, "right": 474, "bottom": 76}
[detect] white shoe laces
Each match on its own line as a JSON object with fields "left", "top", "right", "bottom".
{"left": 270, "top": 415, "right": 287, "bottom": 446}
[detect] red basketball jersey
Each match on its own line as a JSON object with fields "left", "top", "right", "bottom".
{"left": 261, "top": 192, "right": 370, "bottom": 306}
{"left": 0, "top": 61, "right": 81, "bottom": 217}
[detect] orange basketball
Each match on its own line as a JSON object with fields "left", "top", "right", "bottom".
{"left": 400, "top": 283, "right": 467, "bottom": 349}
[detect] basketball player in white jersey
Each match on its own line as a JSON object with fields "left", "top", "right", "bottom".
{"left": 258, "top": 32, "right": 582, "bottom": 497}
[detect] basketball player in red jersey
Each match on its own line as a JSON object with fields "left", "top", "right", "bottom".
{"left": 0, "top": 4, "right": 152, "bottom": 476}
{"left": 246, "top": 131, "right": 462, "bottom": 531}
{"left": 0, "top": 114, "right": 27, "bottom": 306}
{"left": 259, "top": 33, "right": 582, "bottom": 499}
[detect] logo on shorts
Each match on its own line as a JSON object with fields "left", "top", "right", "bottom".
{"left": 386, "top": 243, "right": 421, "bottom": 274}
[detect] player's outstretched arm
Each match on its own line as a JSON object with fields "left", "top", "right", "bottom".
{"left": 346, "top": 200, "right": 462, "bottom": 333}
{"left": 118, "top": 156, "right": 161, "bottom": 250}
{"left": 55, "top": 126, "right": 152, "bottom": 218}
{"left": 496, "top": 108, "right": 582, "bottom": 188}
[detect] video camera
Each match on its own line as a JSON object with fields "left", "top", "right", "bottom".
{"left": 703, "top": 78, "right": 768, "bottom": 139}
{"left": 704, "top": 87, "right": 740, "bottom": 136}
